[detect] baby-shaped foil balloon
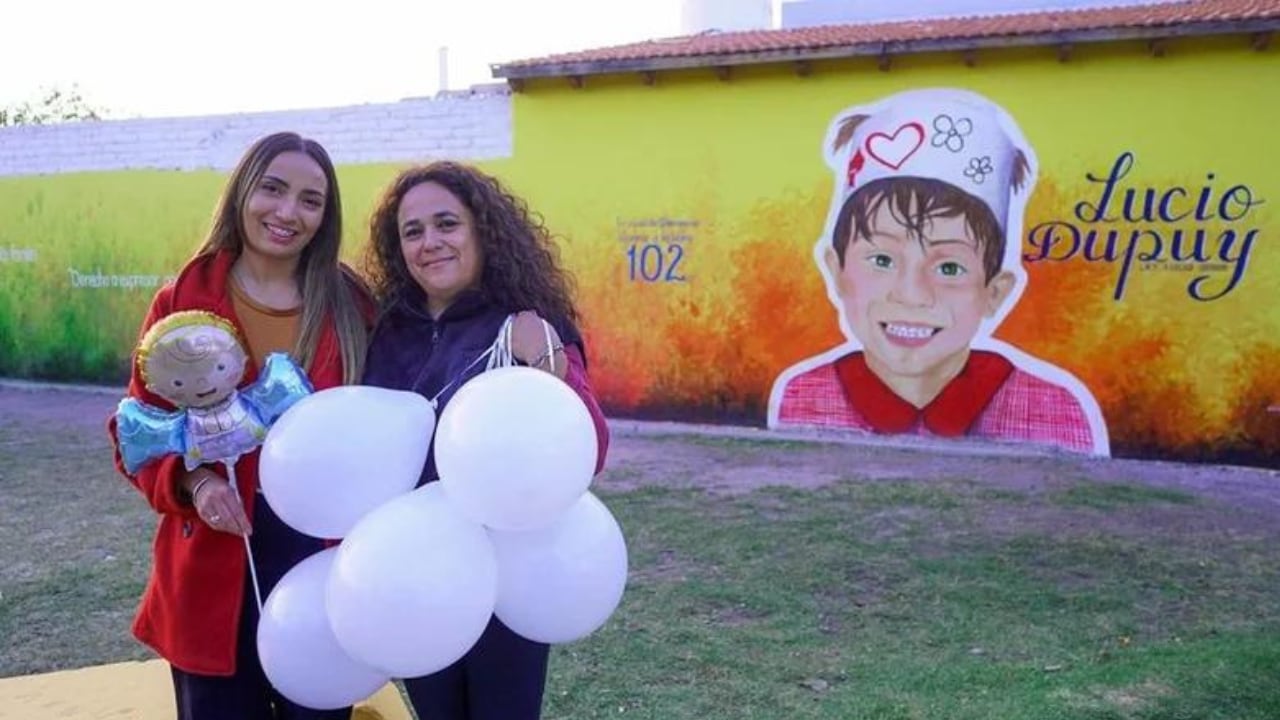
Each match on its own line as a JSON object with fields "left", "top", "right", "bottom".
{"left": 115, "top": 310, "right": 313, "bottom": 475}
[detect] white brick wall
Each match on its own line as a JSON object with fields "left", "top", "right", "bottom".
{"left": 0, "top": 86, "right": 512, "bottom": 177}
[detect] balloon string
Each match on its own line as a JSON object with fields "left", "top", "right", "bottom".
{"left": 429, "top": 344, "right": 498, "bottom": 409}
{"left": 487, "top": 314, "right": 515, "bottom": 371}
{"left": 225, "top": 460, "right": 263, "bottom": 612}
{"left": 427, "top": 313, "right": 553, "bottom": 409}
{"left": 542, "top": 316, "right": 555, "bottom": 374}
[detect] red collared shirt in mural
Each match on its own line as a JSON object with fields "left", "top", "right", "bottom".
{"left": 776, "top": 350, "right": 1094, "bottom": 453}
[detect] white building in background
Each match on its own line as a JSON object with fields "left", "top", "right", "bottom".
{"left": 681, "top": 0, "right": 774, "bottom": 33}
{"left": 780, "top": 0, "right": 1185, "bottom": 27}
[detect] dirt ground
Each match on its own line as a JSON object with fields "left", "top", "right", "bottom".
{"left": 4, "top": 382, "right": 1278, "bottom": 540}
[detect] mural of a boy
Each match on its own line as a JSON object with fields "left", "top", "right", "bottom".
{"left": 769, "top": 88, "right": 1109, "bottom": 456}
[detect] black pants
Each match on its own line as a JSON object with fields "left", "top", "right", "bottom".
{"left": 171, "top": 498, "right": 351, "bottom": 720}
{"left": 402, "top": 615, "right": 550, "bottom": 720}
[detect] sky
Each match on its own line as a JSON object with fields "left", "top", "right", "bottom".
{"left": 2, "top": 0, "right": 784, "bottom": 120}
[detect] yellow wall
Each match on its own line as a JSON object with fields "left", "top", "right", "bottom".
{"left": 498, "top": 36, "right": 1278, "bottom": 462}
{"left": 1, "top": 35, "right": 1274, "bottom": 463}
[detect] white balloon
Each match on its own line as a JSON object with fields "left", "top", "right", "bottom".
{"left": 326, "top": 483, "right": 498, "bottom": 679}
{"left": 490, "top": 492, "right": 628, "bottom": 644}
{"left": 437, "top": 366, "right": 597, "bottom": 531}
{"left": 257, "top": 548, "right": 389, "bottom": 710}
{"left": 260, "top": 386, "right": 435, "bottom": 539}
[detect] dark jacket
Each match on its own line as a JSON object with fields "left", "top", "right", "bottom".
{"left": 362, "top": 288, "right": 609, "bottom": 485}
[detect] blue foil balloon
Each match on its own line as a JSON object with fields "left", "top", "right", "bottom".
{"left": 114, "top": 311, "right": 313, "bottom": 475}
{"left": 243, "top": 352, "right": 315, "bottom": 425}
{"left": 115, "top": 398, "right": 188, "bottom": 476}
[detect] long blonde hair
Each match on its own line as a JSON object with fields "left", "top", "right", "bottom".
{"left": 194, "top": 132, "right": 366, "bottom": 383}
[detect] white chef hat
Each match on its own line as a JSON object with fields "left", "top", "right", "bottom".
{"left": 826, "top": 88, "right": 1033, "bottom": 231}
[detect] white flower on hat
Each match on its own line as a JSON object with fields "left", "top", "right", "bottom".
{"left": 824, "top": 88, "right": 1035, "bottom": 232}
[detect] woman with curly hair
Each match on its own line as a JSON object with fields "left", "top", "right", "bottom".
{"left": 360, "top": 161, "right": 609, "bottom": 720}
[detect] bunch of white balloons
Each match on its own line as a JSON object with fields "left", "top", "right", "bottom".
{"left": 253, "top": 365, "right": 628, "bottom": 710}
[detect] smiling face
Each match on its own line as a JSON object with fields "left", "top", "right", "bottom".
{"left": 397, "top": 181, "right": 484, "bottom": 317}
{"left": 826, "top": 198, "right": 1013, "bottom": 381}
{"left": 239, "top": 151, "right": 329, "bottom": 267}
{"left": 143, "top": 326, "right": 248, "bottom": 408}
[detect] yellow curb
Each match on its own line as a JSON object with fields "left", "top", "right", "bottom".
{"left": 0, "top": 659, "right": 412, "bottom": 720}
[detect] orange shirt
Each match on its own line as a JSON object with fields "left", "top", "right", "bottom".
{"left": 229, "top": 274, "right": 300, "bottom": 369}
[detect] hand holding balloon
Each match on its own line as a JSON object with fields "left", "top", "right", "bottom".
{"left": 186, "top": 469, "right": 253, "bottom": 536}
{"left": 114, "top": 309, "right": 312, "bottom": 608}
{"left": 509, "top": 311, "right": 566, "bottom": 378}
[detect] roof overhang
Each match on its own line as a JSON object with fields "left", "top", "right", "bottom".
{"left": 491, "top": 18, "right": 1279, "bottom": 81}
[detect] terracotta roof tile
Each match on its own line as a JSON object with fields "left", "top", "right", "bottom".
{"left": 493, "top": 0, "right": 1280, "bottom": 76}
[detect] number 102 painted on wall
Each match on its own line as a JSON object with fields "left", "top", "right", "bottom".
{"left": 626, "top": 242, "right": 687, "bottom": 283}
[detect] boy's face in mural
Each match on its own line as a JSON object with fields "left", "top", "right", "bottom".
{"left": 825, "top": 199, "right": 1015, "bottom": 382}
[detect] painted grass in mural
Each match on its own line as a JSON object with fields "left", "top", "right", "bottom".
{"left": 0, "top": 167, "right": 378, "bottom": 383}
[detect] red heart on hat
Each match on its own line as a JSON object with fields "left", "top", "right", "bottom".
{"left": 865, "top": 122, "right": 925, "bottom": 170}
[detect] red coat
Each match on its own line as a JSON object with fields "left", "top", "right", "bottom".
{"left": 106, "top": 248, "right": 369, "bottom": 676}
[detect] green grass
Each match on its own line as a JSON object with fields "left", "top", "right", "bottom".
{"left": 0, "top": 410, "right": 154, "bottom": 674}
{"left": 1051, "top": 482, "right": 1198, "bottom": 509}
{"left": 2, "top": 394, "right": 1278, "bottom": 719}
{"left": 542, "top": 484, "right": 1280, "bottom": 719}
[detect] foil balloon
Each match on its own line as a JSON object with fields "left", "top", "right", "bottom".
{"left": 115, "top": 310, "right": 313, "bottom": 475}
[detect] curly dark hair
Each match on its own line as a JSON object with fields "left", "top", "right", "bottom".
{"left": 363, "top": 161, "right": 579, "bottom": 325}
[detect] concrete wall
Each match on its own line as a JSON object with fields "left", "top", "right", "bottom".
{"left": 0, "top": 87, "right": 512, "bottom": 177}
